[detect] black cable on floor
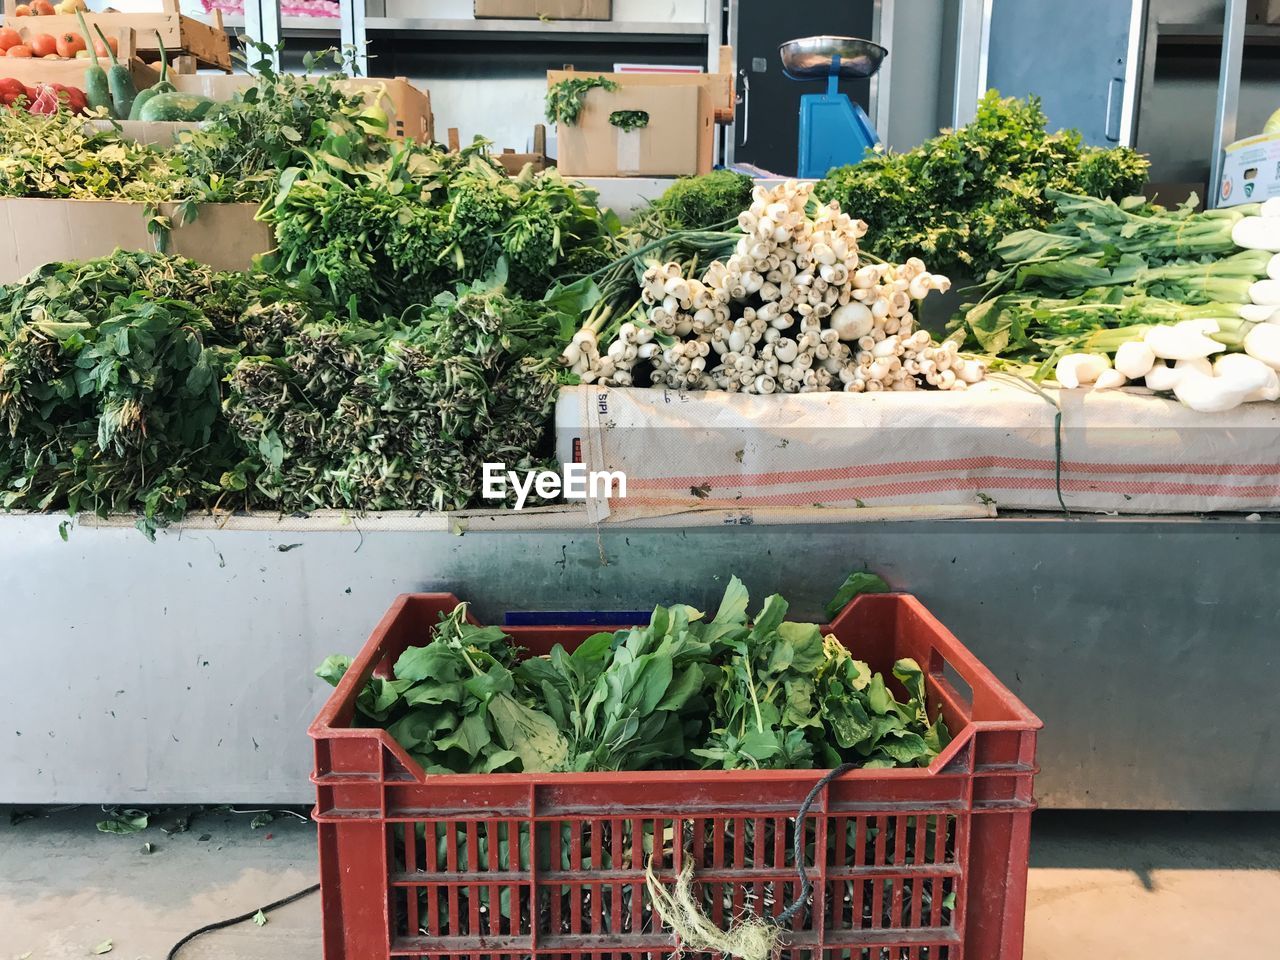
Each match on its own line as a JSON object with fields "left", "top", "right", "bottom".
{"left": 166, "top": 883, "right": 320, "bottom": 960}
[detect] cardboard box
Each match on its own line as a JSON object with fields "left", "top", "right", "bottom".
{"left": 548, "top": 70, "right": 714, "bottom": 176}
{"left": 554, "top": 83, "right": 700, "bottom": 177}
{"left": 1218, "top": 131, "right": 1280, "bottom": 207}
{"left": 494, "top": 124, "right": 552, "bottom": 175}
{"left": 0, "top": 0, "right": 231, "bottom": 69}
{"left": 167, "top": 75, "right": 435, "bottom": 143}
{"left": 0, "top": 199, "right": 271, "bottom": 284}
{"left": 1247, "top": 0, "right": 1280, "bottom": 24}
{"left": 474, "top": 0, "right": 610, "bottom": 20}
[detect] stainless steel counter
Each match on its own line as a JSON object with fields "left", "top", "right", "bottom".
{"left": 1, "top": 512, "right": 1275, "bottom": 809}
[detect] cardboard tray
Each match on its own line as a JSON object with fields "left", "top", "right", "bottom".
{"left": 0, "top": 0, "right": 231, "bottom": 70}
{"left": 0, "top": 198, "right": 272, "bottom": 284}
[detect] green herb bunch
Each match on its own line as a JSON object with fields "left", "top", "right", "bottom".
{"left": 320, "top": 576, "right": 949, "bottom": 774}
{"left": 0, "top": 253, "right": 294, "bottom": 533}
{"left": 0, "top": 109, "right": 173, "bottom": 201}
{"left": 816, "top": 92, "right": 1150, "bottom": 279}
{"left": 634, "top": 169, "right": 754, "bottom": 239}
{"left": 172, "top": 48, "right": 387, "bottom": 205}
{"left": 545, "top": 75, "right": 619, "bottom": 126}
{"left": 264, "top": 138, "right": 620, "bottom": 314}
{"left": 224, "top": 272, "right": 563, "bottom": 513}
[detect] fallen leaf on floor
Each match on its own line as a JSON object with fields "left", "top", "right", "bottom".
{"left": 253, "top": 909, "right": 268, "bottom": 927}
{"left": 91, "top": 939, "right": 113, "bottom": 955}
{"left": 97, "top": 811, "right": 148, "bottom": 835}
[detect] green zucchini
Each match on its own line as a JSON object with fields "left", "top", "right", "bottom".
{"left": 138, "top": 92, "right": 216, "bottom": 123}
{"left": 94, "top": 24, "right": 137, "bottom": 121}
{"left": 75, "top": 10, "right": 114, "bottom": 117}
{"left": 129, "top": 31, "right": 173, "bottom": 121}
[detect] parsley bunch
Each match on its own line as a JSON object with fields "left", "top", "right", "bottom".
{"left": 816, "top": 92, "right": 1150, "bottom": 279}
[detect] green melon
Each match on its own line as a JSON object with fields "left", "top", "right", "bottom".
{"left": 1266, "top": 107, "right": 1280, "bottom": 136}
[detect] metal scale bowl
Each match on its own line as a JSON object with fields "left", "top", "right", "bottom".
{"left": 780, "top": 35, "right": 887, "bottom": 179}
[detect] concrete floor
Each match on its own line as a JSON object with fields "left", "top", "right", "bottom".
{"left": 1, "top": 808, "right": 1277, "bottom": 959}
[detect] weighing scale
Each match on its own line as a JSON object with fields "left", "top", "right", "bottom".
{"left": 780, "top": 35, "right": 888, "bottom": 179}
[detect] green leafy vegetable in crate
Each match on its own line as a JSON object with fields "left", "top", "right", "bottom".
{"left": 815, "top": 91, "right": 1150, "bottom": 279}
{"left": 317, "top": 575, "right": 948, "bottom": 774}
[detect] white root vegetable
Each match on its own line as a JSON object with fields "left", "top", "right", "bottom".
{"left": 1114, "top": 341, "right": 1157, "bottom": 379}
{"left": 1092, "top": 369, "right": 1128, "bottom": 391}
{"left": 1238, "top": 303, "right": 1280, "bottom": 323}
{"left": 1176, "top": 357, "right": 1214, "bottom": 378}
{"left": 1232, "top": 215, "right": 1280, "bottom": 252}
{"left": 1264, "top": 197, "right": 1280, "bottom": 218}
{"left": 1270, "top": 253, "right": 1280, "bottom": 282}
{"left": 1055, "top": 353, "right": 1111, "bottom": 389}
{"left": 1244, "top": 322, "right": 1280, "bottom": 370}
{"left": 1144, "top": 361, "right": 1181, "bottom": 392}
{"left": 1249, "top": 279, "right": 1280, "bottom": 307}
{"left": 1144, "top": 324, "right": 1225, "bottom": 361}
{"left": 1215, "top": 353, "right": 1279, "bottom": 401}
{"left": 1173, "top": 370, "right": 1251, "bottom": 413}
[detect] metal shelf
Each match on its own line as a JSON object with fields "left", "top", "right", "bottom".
{"left": 221, "top": 14, "right": 342, "bottom": 36}
{"left": 364, "top": 17, "right": 710, "bottom": 42}
{"left": 1157, "top": 21, "right": 1280, "bottom": 48}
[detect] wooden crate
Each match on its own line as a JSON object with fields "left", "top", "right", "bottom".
{"left": 1, "top": 0, "right": 231, "bottom": 70}
{"left": 0, "top": 25, "right": 159, "bottom": 93}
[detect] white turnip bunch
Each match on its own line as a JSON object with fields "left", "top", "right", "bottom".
{"left": 566, "top": 180, "right": 985, "bottom": 394}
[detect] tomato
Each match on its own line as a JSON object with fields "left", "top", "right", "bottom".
{"left": 31, "top": 0, "right": 57, "bottom": 14}
{"left": 0, "top": 28, "right": 21, "bottom": 51}
{"left": 92, "top": 34, "right": 118, "bottom": 58}
{"left": 55, "top": 32, "right": 84, "bottom": 59}
{"left": 6, "top": 45, "right": 33, "bottom": 58}
{"left": 29, "top": 33, "right": 57, "bottom": 58}
{"left": 13, "top": 4, "right": 32, "bottom": 15}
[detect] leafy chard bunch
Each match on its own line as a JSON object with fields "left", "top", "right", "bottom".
{"left": 695, "top": 578, "right": 948, "bottom": 771}
{"left": 517, "top": 601, "right": 720, "bottom": 772}
{"left": 318, "top": 575, "right": 950, "bottom": 775}
{"left": 318, "top": 604, "right": 566, "bottom": 775}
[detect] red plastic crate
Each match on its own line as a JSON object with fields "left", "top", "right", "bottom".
{"left": 310, "top": 592, "right": 1041, "bottom": 960}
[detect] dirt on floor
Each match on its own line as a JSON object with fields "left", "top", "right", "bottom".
{"left": 1, "top": 808, "right": 1277, "bottom": 959}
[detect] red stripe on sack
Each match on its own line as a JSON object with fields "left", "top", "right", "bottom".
{"left": 626, "top": 456, "right": 1280, "bottom": 490}
{"left": 620, "top": 475, "right": 1280, "bottom": 508}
